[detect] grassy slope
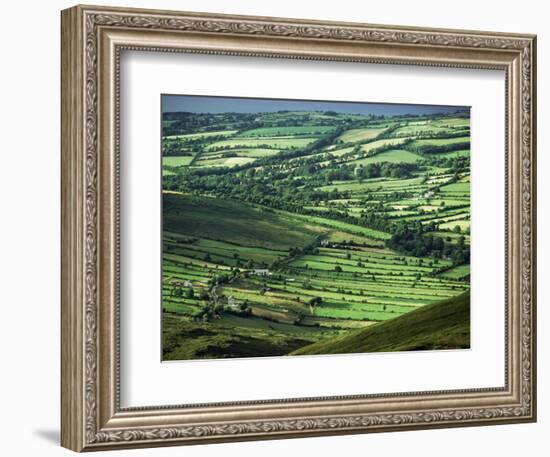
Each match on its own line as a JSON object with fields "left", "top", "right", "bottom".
{"left": 163, "top": 193, "right": 321, "bottom": 250}
{"left": 162, "top": 313, "right": 331, "bottom": 360}
{"left": 291, "top": 292, "right": 470, "bottom": 355}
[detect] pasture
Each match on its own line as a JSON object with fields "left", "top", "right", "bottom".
{"left": 194, "top": 157, "right": 256, "bottom": 168}
{"left": 206, "top": 137, "right": 316, "bottom": 150}
{"left": 164, "top": 129, "right": 237, "bottom": 140}
{"left": 161, "top": 106, "right": 471, "bottom": 360}
{"left": 337, "top": 127, "right": 387, "bottom": 143}
{"left": 351, "top": 149, "right": 423, "bottom": 165}
{"left": 237, "top": 125, "right": 336, "bottom": 137}
{"left": 162, "top": 156, "right": 194, "bottom": 167}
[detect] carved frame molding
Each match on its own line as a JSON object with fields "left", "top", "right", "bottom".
{"left": 61, "top": 5, "right": 536, "bottom": 452}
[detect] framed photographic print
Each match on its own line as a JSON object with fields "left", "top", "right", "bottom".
{"left": 61, "top": 4, "right": 537, "bottom": 452}
{"left": 159, "top": 94, "right": 473, "bottom": 361}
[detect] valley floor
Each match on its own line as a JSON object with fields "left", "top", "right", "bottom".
{"left": 161, "top": 109, "right": 471, "bottom": 360}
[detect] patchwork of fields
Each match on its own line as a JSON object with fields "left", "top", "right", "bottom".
{"left": 161, "top": 106, "right": 471, "bottom": 360}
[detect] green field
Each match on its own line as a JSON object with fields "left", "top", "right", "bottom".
{"left": 292, "top": 292, "right": 470, "bottom": 355}
{"left": 162, "top": 156, "right": 194, "bottom": 167}
{"left": 206, "top": 137, "right": 316, "bottom": 150}
{"left": 392, "top": 124, "right": 454, "bottom": 136}
{"left": 411, "top": 136, "right": 470, "bottom": 147}
{"left": 201, "top": 148, "right": 280, "bottom": 158}
{"left": 351, "top": 149, "right": 423, "bottom": 165}
{"left": 337, "top": 127, "right": 387, "bottom": 143}
{"left": 165, "top": 129, "right": 237, "bottom": 140}
{"left": 360, "top": 137, "right": 409, "bottom": 152}
{"left": 163, "top": 193, "right": 321, "bottom": 250}
{"left": 161, "top": 102, "right": 471, "bottom": 360}
{"left": 237, "top": 125, "right": 336, "bottom": 137}
{"left": 194, "top": 156, "right": 256, "bottom": 168}
{"left": 438, "top": 264, "right": 470, "bottom": 280}
{"left": 436, "top": 149, "right": 471, "bottom": 159}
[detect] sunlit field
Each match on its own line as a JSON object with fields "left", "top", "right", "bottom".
{"left": 161, "top": 97, "right": 471, "bottom": 360}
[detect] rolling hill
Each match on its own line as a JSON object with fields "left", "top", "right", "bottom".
{"left": 161, "top": 105, "right": 471, "bottom": 361}
{"left": 290, "top": 292, "right": 470, "bottom": 355}
{"left": 163, "top": 192, "right": 321, "bottom": 250}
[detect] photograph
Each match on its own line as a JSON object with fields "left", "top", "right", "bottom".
{"left": 58, "top": 4, "right": 537, "bottom": 451}
{"left": 161, "top": 95, "right": 471, "bottom": 361}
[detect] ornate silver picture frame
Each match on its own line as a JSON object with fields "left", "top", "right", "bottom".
{"left": 61, "top": 4, "right": 536, "bottom": 452}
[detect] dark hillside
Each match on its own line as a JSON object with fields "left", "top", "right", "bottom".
{"left": 291, "top": 292, "right": 470, "bottom": 355}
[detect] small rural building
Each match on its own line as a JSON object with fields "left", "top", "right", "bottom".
{"left": 251, "top": 268, "right": 272, "bottom": 276}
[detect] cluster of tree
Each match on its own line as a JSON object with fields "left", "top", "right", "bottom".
{"left": 207, "top": 271, "right": 238, "bottom": 288}
{"left": 161, "top": 137, "right": 195, "bottom": 156}
{"left": 163, "top": 109, "right": 384, "bottom": 138}
{"left": 253, "top": 111, "right": 353, "bottom": 128}
{"left": 392, "top": 110, "right": 468, "bottom": 120}
{"left": 162, "top": 113, "right": 472, "bottom": 270}
{"left": 220, "top": 151, "right": 239, "bottom": 158}
{"left": 282, "top": 153, "right": 421, "bottom": 185}
{"left": 166, "top": 165, "right": 417, "bottom": 238}
{"left": 309, "top": 296, "right": 323, "bottom": 307}
{"left": 288, "top": 240, "right": 320, "bottom": 258}
{"left": 332, "top": 139, "right": 412, "bottom": 164}
{"left": 393, "top": 127, "right": 470, "bottom": 141}
{"left": 207, "top": 141, "right": 284, "bottom": 152}
{"left": 407, "top": 140, "right": 470, "bottom": 155}
{"left": 237, "top": 127, "right": 335, "bottom": 138}
{"left": 224, "top": 300, "right": 252, "bottom": 317}
{"left": 423, "top": 155, "right": 470, "bottom": 173}
{"left": 164, "top": 127, "right": 347, "bottom": 180}
{"left": 163, "top": 132, "right": 253, "bottom": 156}
{"left": 191, "top": 302, "right": 223, "bottom": 322}
{"left": 292, "top": 127, "right": 345, "bottom": 156}
{"left": 324, "top": 165, "right": 354, "bottom": 182}
{"left": 170, "top": 285, "right": 194, "bottom": 299}
{"left": 356, "top": 162, "right": 420, "bottom": 179}
{"left": 162, "top": 111, "right": 258, "bottom": 137}
{"left": 386, "top": 224, "right": 469, "bottom": 265}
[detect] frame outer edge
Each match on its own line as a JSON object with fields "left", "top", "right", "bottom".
{"left": 61, "top": 4, "right": 537, "bottom": 451}
{"left": 528, "top": 35, "right": 537, "bottom": 422}
{"left": 61, "top": 5, "right": 86, "bottom": 452}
